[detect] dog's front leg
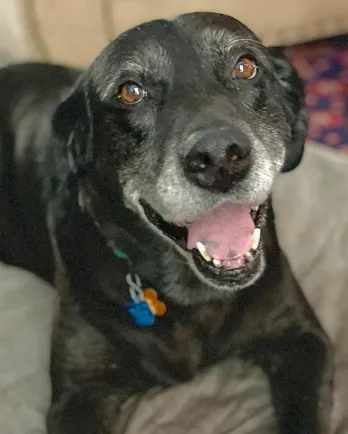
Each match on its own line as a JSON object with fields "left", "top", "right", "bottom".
{"left": 254, "top": 330, "right": 333, "bottom": 434}
{"left": 47, "top": 382, "right": 125, "bottom": 434}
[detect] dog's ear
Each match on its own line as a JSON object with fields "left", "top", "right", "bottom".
{"left": 269, "top": 47, "right": 308, "bottom": 172}
{"left": 52, "top": 82, "right": 94, "bottom": 173}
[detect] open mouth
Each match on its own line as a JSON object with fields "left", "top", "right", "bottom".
{"left": 140, "top": 199, "right": 267, "bottom": 282}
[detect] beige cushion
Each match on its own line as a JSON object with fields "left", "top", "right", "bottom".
{"left": 0, "top": 264, "right": 56, "bottom": 434}
{"left": 1, "top": 143, "right": 348, "bottom": 433}
{"left": 0, "top": 0, "right": 348, "bottom": 67}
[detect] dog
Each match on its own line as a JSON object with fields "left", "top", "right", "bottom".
{"left": 0, "top": 12, "right": 332, "bottom": 434}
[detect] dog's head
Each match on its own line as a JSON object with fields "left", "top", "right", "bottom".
{"left": 53, "top": 12, "right": 307, "bottom": 293}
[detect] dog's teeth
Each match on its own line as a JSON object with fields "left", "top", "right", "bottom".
{"left": 251, "top": 228, "right": 261, "bottom": 250}
{"left": 196, "top": 242, "right": 212, "bottom": 262}
{"left": 251, "top": 206, "right": 259, "bottom": 211}
{"left": 213, "top": 258, "right": 221, "bottom": 267}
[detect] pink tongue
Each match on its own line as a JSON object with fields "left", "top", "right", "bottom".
{"left": 186, "top": 203, "right": 255, "bottom": 260}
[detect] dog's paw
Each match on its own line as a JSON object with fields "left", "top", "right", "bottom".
{"left": 47, "top": 391, "right": 100, "bottom": 434}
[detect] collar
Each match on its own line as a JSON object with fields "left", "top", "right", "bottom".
{"left": 76, "top": 182, "right": 167, "bottom": 327}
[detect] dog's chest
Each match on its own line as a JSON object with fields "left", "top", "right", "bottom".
{"left": 54, "top": 303, "right": 119, "bottom": 384}
{"left": 56, "top": 298, "right": 235, "bottom": 387}
{"left": 165, "top": 302, "right": 235, "bottom": 378}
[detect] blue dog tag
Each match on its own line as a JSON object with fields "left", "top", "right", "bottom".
{"left": 127, "top": 300, "right": 156, "bottom": 327}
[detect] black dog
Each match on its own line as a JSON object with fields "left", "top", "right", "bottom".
{"left": 0, "top": 12, "right": 332, "bottom": 434}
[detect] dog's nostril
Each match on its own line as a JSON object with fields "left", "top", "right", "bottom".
{"left": 226, "top": 143, "right": 250, "bottom": 162}
{"left": 185, "top": 152, "right": 211, "bottom": 173}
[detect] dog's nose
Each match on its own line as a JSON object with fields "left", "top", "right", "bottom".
{"left": 183, "top": 129, "right": 252, "bottom": 192}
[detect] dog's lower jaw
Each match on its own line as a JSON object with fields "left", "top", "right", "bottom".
{"left": 187, "top": 245, "right": 267, "bottom": 293}
{"left": 143, "top": 234, "right": 268, "bottom": 305}
{"left": 151, "top": 241, "right": 267, "bottom": 306}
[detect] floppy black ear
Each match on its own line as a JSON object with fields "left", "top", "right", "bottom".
{"left": 52, "top": 82, "right": 94, "bottom": 173}
{"left": 269, "top": 47, "right": 308, "bottom": 172}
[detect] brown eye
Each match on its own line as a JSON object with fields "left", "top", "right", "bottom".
{"left": 119, "top": 82, "right": 146, "bottom": 104}
{"left": 233, "top": 57, "right": 257, "bottom": 80}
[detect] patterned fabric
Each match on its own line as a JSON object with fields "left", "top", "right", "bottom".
{"left": 287, "top": 39, "right": 348, "bottom": 153}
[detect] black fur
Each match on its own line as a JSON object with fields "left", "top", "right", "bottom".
{"left": 0, "top": 12, "right": 332, "bottom": 434}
